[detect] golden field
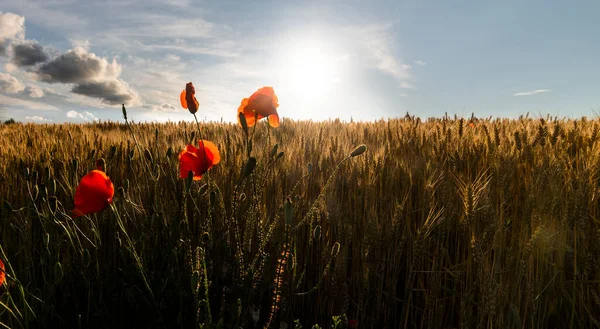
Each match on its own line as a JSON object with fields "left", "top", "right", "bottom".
{"left": 0, "top": 116, "right": 599, "bottom": 328}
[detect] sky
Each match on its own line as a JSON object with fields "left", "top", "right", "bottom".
{"left": 0, "top": 0, "right": 599, "bottom": 124}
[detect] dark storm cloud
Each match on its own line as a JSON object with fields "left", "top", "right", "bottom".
{"left": 12, "top": 41, "right": 48, "bottom": 66}
{"left": 71, "top": 80, "right": 138, "bottom": 105}
{"left": 37, "top": 47, "right": 120, "bottom": 83}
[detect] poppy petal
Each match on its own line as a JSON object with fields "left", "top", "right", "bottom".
{"left": 0, "top": 258, "right": 5, "bottom": 287}
{"left": 180, "top": 90, "right": 187, "bottom": 109}
{"left": 268, "top": 113, "right": 280, "bottom": 127}
{"left": 198, "top": 140, "right": 220, "bottom": 165}
{"left": 72, "top": 170, "right": 114, "bottom": 217}
{"left": 179, "top": 149, "right": 201, "bottom": 179}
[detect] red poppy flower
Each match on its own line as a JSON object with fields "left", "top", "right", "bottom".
{"left": 180, "top": 82, "right": 199, "bottom": 114}
{"left": 238, "top": 86, "right": 280, "bottom": 128}
{"left": 71, "top": 169, "right": 114, "bottom": 217}
{"left": 179, "top": 140, "right": 221, "bottom": 180}
{"left": 0, "top": 258, "right": 5, "bottom": 287}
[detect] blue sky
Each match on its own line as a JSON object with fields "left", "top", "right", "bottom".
{"left": 0, "top": 0, "right": 599, "bottom": 123}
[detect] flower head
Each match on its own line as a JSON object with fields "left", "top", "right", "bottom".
{"left": 0, "top": 258, "right": 5, "bottom": 287}
{"left": 180, "top": 82, "right": 199, "bottom": 114}
{"left": 71, "top": 161, "right": 114, "bottom": 217}
{"left": 179, "top": 140, "right": 221, "bottom": 180}
{"left": 238, "top": 86, "right": 280, "bottom": 128}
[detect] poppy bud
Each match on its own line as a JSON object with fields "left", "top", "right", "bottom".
{"left": 32, "top": 185, "right": 39, "bottom": 201}
{"left": 129, "top": 149, "right": 135, "bottom": 160}
{"left": 199, "top": 184, "right": 209, "bottom": 196}
{"left": 48, "top": 179, "right": 56, "bottom": 196}
{"left": 331, "top": 242, "right": 340, "bottom": 258}
{"left": 239, "top": 112, "right": 248, "bottom": 136}
{"left": 313, "top": 225, "right": 321, "bottom": 239}
{"left": 72, "top": 159, "right": 78, "bottom": 173}
{"left": 239, "top": 193, "right": 246, "bottom": 201}
{"left": 144, "top": 149, "right": 153, "bottom": 163}
{"left": 23, "top": 167, "right": 30, "bottom": 181}
{"left": 44, "top": 166, "right": 51, "bottom": 183}
{"left": 185, "top": 170, "right": 194, "bottom": 193}
{"left": 243, "top": 157, "right": 257, "bottom": 178}
{"left": 307, "top": 163, "right": 313, "bottom": 174}
{"left": 108, "top": 145, "right": 117, "bottom": 160}
{"left": 350, "top": 145, "right": 367, "bottom": 157}
{"left": 49, "top": 196, "right": 57, "bottom": 213}
{"left": 277, "top": 151, "right": 284, "bottom": 160}
{"left": 191, "top": 270, "right": 199, "bottom": 292}
{"left": 88, "top": 149, "right": 96, "bottom": 160}
{"left": 96, "top": 158, "right": 106, "bottom": 172}
{"left": 39, "top": 184, "right": 47, "bottom": 199}
{"left": 166, "top": 147, "right": 173, "bottom": 158}
{"left": 284, "top": 197, "right": 293, "bottom": 226}
{"left": 209, "top": 190, "right": 216, "bottom": 205}
{"left": 54, "top": 261, "right": 63, "bottom": 282}
{"left": 189, "top": 131, "right": 196, "bottom": 144}
{"left": 4, "top": 200, "right": 14, "bottom": 212}
{"left": 82, "top": 249, "right": 91, "bottom": 267}
{"left": 270, "top": 144, "right": 279, "bottom": 159}
{"left": 122, "top": 104, "right": 127, "bottom": 120}
{"left": 123, "top": 179, "right": 129, "bottom": 193}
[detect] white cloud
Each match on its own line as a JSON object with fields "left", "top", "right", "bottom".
{"left": 70, "top": 38, "right": 90, "bottom": 51}
{"left": 349, "top": 24, "right": 411, "bottom": 80}
{"left": 0, "top": 94, "right": 58, "bottom": 110}
{"left": 513, "top": 89, "right": 551, "bottom": 96}
{"left": 27, "top": 85, "right": 44, "bottom": 98}
{"left": 66, "top": 110, "right": 98, "bottom": 121}
{"left": 399, "top": 82, "right": 415, "bottom": 89}
{"left": 0, "top": 11, "right": 25, "bottom": 44}
{"left": 0, "top": 72, "right": 25, "bottom": 93}
{"left": 151, "top": 103, "right": 179, "bottom": 112}
{"left": 25, "top": 115, "right": 52, "bottom": 122}
{"left": 4, "top": 63, "right": 18, "bottom": 72}
{"left": 414, "top": 60, "right": 426, "bottom": 66}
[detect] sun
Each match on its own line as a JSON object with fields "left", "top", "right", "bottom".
{"left": 271, "top": 38, "right": 347, "bottom": 119}
{"left": 279, "top": 46, "right": 340, "bottom": 95}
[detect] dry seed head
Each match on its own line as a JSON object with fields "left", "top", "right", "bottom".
{"left": 350, "top": 145, "right": 367, "bottom": 157}
{"left": 121, "top": 104, "right": 127, "bottom": 120}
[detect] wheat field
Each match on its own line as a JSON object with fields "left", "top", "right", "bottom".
{"left": 0, "top": 115, "right": 599, "bottom": 329}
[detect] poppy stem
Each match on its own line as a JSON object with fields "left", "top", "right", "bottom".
{"left": 192, "top": 113, "right": 212, "bottom": 185}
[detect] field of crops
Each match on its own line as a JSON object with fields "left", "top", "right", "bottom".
{"left": 1, "top": 115, "right": 600, "bottom": 328}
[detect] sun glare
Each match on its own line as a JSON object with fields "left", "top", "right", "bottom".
{"left": 280, "top": 46, "right": 340, "bottom": 95}
{"left": 272, "top": 37, "right": 347, "bottom": 120}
